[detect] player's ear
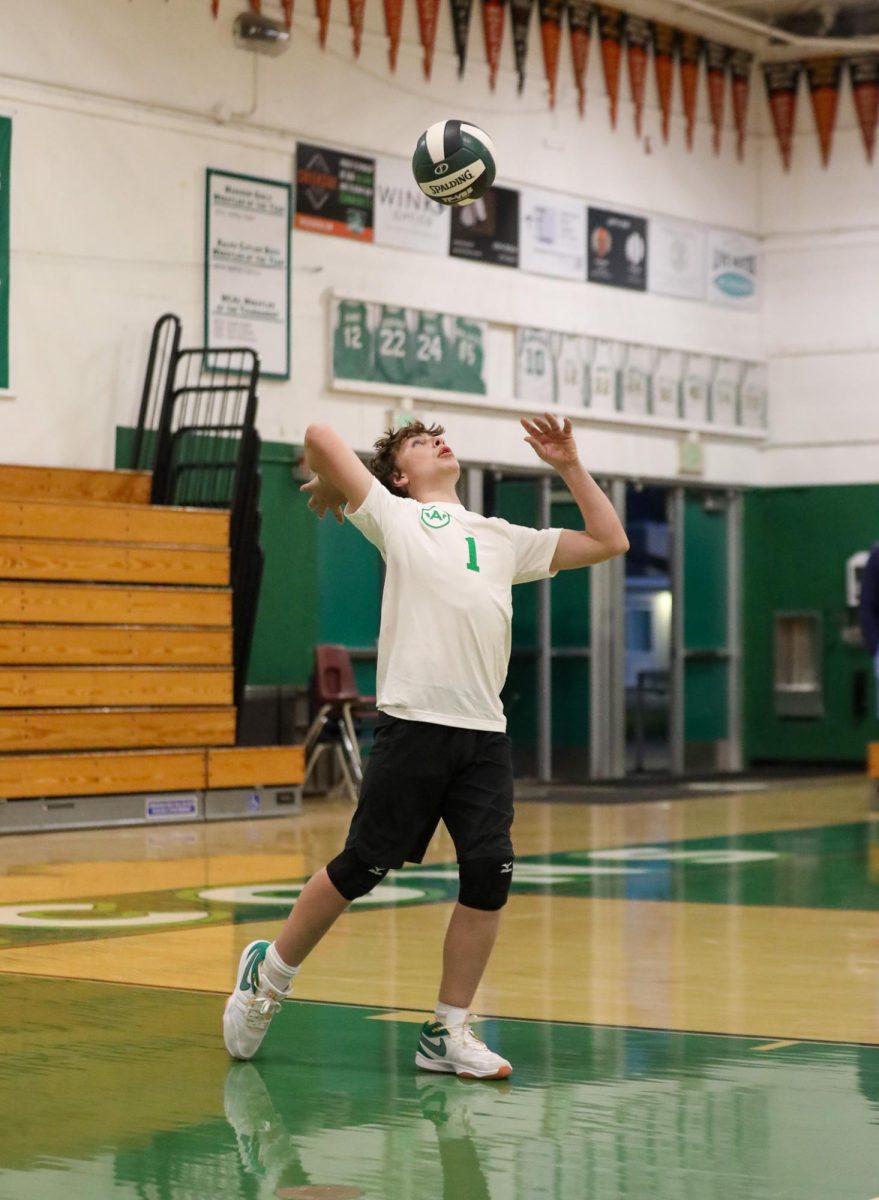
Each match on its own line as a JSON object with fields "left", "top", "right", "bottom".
{"left": 393, "top": 470, "right": 409, "bottom": 492}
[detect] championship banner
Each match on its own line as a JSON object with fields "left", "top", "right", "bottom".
{"left": 511, "top": 0, "right": 535, "bottom": 92}
{"left": 568, "top": 0, "right": 594, "bottom": 116}
{"left": 679, "top": 32, "right": 702, "bottom": 150}
{"left": 205, "top": 169, "right": 291, "bottom": 379}
{"left": 0, "top": 119, "right": 10, "bottom": 390}
{"left": 450, "top": 186, "right": 520, "bottom": 268}
{"left": 539, "top": 0, "right": 565, "bottom": 109}
{"left": 598, "top": 6, "right": 624, "bottom": 128}
{"left": 385, "top": 0, "right": 404, "bottom": 69}
{"left": 588, "top": 206, "right": 647, "bottom": 291}
{"left": 763, "top": 61, "right": 801, "bottom": 172}
{"left": 519, "top": 187, "right": 587, "bottom": 280}
{"left": 374, "top": 156, "right": 451, "bottom": 255}
{"left": 295, "top": 142, "right": 375, "bottom": 241}
{"left": 730, "top": 49, "right": 752, "bottom": 161}
{"left": 416, "top": 0, "right": 441, "bottom": 78}
{"left": 805, "top": 57, "right": 843, "bottom": 167}
{"left": 315, "top": 0, "right": 331, "bottom": 46}
{"left": 449, "top": 0, "right": 474, "bottom": 75}
{"left": 651, "top": 22, "right": 677, "bottom": 143}
{"left": 348, "top": 0, "right": 366, "bottom": 55}
{"left": 482, "top": 0, "right": 506, "bottom": 90}
{"left": 625, "top": 14, "right": 651, "bottom": 137}
{"left": 705, "top": 42, "right": 729, "bottom": 154}
{"left": 849, "top": 55, "right": 879, "bottom": 163}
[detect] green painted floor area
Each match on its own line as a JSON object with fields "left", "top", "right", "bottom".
{"left": 2, "top": 975, "right": 879, "bottom": 1200}
{"left": 5, "top": 821, "right": 879, "bottom": 952}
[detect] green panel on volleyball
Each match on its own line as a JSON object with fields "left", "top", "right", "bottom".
{"left": 412, "top": 119, "right": 497, "bottom": 206}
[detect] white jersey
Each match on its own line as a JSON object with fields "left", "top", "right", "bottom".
{"left": 555, "top": 335, "right": 591, "bottom": 408}
{"left": 347, "top": 477, "right": 562, "bottom": 732}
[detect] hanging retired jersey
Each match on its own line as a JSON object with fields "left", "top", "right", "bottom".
{"left": 740, "top": 363, "right": 767, "bottom": 429}
{"left": 448, "top": 317, "right": 487, "bottom": 394}
{"left": 711, "top": 360, "right": 742, "bottom": 426}
{"left": 411, "top": 311, "right": 452, "bottom": 390}
{"left": 332, "top": 299, "right": 374, "bottom": 382}
{"left": 590, "top": 340, "right": 619, "bottom": 413}
{"left": 682, "top": 355, "right": 711, "bottom": 423}
{"left": 516, "top": 327, "right": 556, "bottom": 406}
{"left": 374, "top": 305, "right": 413, "bottom": 386}
{"left": 652, "top": 350, "right": 682, "bottom": 418}
{"left": 554, "top": 335, "right": 592, "bottom": 408}
{"left": 621, "top": 346, "right": 652, "bottom": 415}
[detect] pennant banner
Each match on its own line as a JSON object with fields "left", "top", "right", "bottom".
{"left": 598, "top": 6, "right": 624, "bottom": 128}
{"left": 764, "top": 61, "right": 802, "bottom": 171}
{"left": 729, "top": 49, "right": 752, "bottom": 161}
{"left": 849, "top": 54, "right": 879, "bottom": 163}
{"left": 482, "top": 0, "right": 507, "bottom": 90}
{"left": 679, "top": 32, "right": 702, "bottom": 150}
{"left": 651, "top": 22, "right": 677, "bottom": 143}
{"left": 316, "top": 0, "right": 331, "bottom": 46}
{"left": 510, "top": 0, "right": 535, "bottom": 92}
{"left": 625, "top": 14, "right": 650, "bottom": 137}
{"left": 568, "top": 0, "right": 594, "bottom": 116}
{"left": 539, "top": 0, "right": 565, "bottom": 109}
{"left": 417, "top": 0, "right": 441, "bottom": 77}
{"left": 449, "top": 0, "right": 474, "bottom": 75}
{"left": 705, "top": 42, "right": 729, "bottom": 154}
{"left": 384, "top": 0, "right": 404, "bottom": 68}
{"left": 348, "top": 0, "right": 366, "bottom": 55}
{"left": 805, "top": 57, "right": 842, "bottom": 167}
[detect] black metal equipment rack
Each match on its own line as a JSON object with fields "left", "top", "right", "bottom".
{"left": 129, "top": 315, "right": 265, "bottom": 723}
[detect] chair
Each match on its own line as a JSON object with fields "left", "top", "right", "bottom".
{"left": 303, "top": 644, "right": 376, "bottom": 802}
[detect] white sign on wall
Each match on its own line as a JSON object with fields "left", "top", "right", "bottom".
{"left": 205, "top": 169, "right": 291, "bottom": 379}
{"left": 648, "top": 220, "right": 705, "bottom": 300}
{"left": 519, "top": 188, "right": 587, "bottom": 281}
{"left": 706, "top": 229, "right": 759, "bottom": 310}
{"left": 374, "top": 156, "right": 451, "bottom": 255}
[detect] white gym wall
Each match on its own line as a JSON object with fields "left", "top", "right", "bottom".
{"left": 0, "top": 0, "right": 873, "bottom": 488}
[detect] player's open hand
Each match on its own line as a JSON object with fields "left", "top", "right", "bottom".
{"left": 521, "top": 413, "right": 580, "bottom": 470}
{"left": 300, "top": 475, "right": 345, "bottom": 524}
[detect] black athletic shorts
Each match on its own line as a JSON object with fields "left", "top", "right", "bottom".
{"left": 344, "top": 713, "right": 515, "bottom": 869}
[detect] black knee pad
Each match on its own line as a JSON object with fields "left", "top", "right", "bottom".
{"left": 326, "top": 847, "right": 389, "bottom": 901}
{"left": 457, "top": 857, "right": 514, "bottom": 912}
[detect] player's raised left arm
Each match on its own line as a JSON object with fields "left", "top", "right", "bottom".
{"left": 521, "top": 413, "right": 629, "bottom": 570}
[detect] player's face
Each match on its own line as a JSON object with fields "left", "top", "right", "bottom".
{"left": 394, "top": 432, "right": 460, "bottom": 493}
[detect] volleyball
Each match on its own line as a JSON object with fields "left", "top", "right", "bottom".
{"left": 412, "top": 120, "right": 497, "bottom": 207}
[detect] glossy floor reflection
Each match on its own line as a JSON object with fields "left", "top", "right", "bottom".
{"left": 2, "top": 976, "right": 879, "bottom": 1200}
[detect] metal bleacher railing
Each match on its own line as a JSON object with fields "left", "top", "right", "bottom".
{"left": 129, "top": 314, "right": 264, "bottom": 722}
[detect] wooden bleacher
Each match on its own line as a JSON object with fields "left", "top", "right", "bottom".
{"left": 0, "top": 464, "right": 303, "bottom": 831}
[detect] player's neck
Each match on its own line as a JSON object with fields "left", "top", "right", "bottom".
{"left": 410, "top": 484, "right": 461, "bottom": 505}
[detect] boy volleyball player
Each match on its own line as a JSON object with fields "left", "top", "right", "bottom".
{"left": 224, "top": 414, "right": 628, "bottom": 1079}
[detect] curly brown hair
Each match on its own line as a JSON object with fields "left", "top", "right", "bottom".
{"left": 369, "top": 421, "right": 445, "bottom": 497}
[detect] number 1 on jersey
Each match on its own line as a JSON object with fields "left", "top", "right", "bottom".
{"left": 465, "top": 537, "right": 480, "bottom": 573}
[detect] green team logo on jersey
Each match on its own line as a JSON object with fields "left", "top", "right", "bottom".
{"left": 421, "top": 507, "right": 451, "bottom": 529}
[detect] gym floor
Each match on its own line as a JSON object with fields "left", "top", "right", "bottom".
{"left": 1, "top": 773, "right": 878, "bottom": 1199}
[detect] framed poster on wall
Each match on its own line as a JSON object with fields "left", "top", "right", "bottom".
{"left": 205, "top": 169, "right": 291, "bottom": 380}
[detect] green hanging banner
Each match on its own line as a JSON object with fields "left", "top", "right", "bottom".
{"left": 0, "top": 118, "right": 10, "bottom": 391}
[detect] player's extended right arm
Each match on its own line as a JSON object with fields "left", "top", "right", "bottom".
{"left": 301, "top": 423, "right": 374, "bottom": 518}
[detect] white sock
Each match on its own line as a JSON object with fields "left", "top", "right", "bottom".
{"left": 435, "top": 1002, "right": 468, "bottom": 1029}
{"left": 263, "top": 942, "right": 300, "bottom": 993}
